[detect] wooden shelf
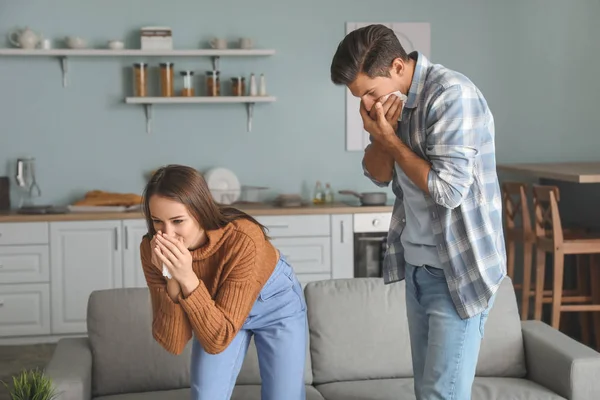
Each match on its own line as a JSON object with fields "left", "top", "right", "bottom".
{"left": 2, "top": 48, "right": 277, "bottom": 134}
{"left": 0, "top": 48, "right": 275, "bottom": 87}
{"left": 125, "top": 96, "right": 277, "bottom": 134}
{"left": 0, "top": 48, "right": 276, "bottom": 56}
{"left": 125, "top": 96, "right": 276, "bottom": 104}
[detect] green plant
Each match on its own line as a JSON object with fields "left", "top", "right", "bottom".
{"left": 1, "top": 368, "right": 58, "bottom": 400}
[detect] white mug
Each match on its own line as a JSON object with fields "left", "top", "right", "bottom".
{"left": 39, "top": 38, "right": 52, "bottom": 50}
{"left": 210, "top": 38, "right": 227, "bottom": 49}
{"left": 239, "top": 37, "right": 253, "bottom": 49}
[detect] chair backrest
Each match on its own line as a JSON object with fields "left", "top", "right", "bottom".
{"left": 532, "top": 184, "right": 563, "bottom": 245}
{"left": 501, "top": 182, "right": 533, "bottom": 240}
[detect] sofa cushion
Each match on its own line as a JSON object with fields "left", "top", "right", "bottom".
{"left": 314, "top": 378, "right": 565, "bottom": 400}
{"left": 476, "top": 278, "right": 527, "bottom": 378}
{"left": 472, "top": 378, "right": 566, "bottom": 399}
{"left": 94, "top": 385, "right": 325, "bottom": 400}
{"left": 88, "top": 288, "right": 193, "bottom": 397}
{"left": 315, "top": 378, "right": 415, "bottom": 400}
{"left": 305, "top": 279, "right": 413, "bottom": 384}
{"left": 87, "top": 288, "right": 312, "bottom": 396}
{"left": 304, "top": 277, "right": 526, "bottom": 385}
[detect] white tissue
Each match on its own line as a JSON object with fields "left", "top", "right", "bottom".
{"left": 162, "top": 263, "right": 172, "bottom": 279}
{"left": 378, "top": 90, "right": 407, "bottom": 121}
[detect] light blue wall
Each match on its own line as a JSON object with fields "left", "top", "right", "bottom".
{"left": 1, "top": 0, "right": 598, "bottom": 207}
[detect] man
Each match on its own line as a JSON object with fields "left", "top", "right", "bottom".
{"left": 330, "top": 24, "right": 506, "bottom": 399}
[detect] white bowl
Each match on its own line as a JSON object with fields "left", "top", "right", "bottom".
{"left": 108, "top": 40, "right": 124, "bottom": 50}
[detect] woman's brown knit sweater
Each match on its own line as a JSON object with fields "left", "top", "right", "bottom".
{"left": 140, "top": 218, "right": 278, "bottom": 355}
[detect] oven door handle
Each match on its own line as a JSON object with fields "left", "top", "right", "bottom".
{"left": 357, "top": 237, "right": 387, "bottom": 242}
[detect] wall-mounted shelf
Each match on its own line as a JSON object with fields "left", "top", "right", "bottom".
{"left": 0, "top": 48, "right": 275, "bottom": 86}
{"left": 125, "top": 96, "right": 277, "bottom": 134}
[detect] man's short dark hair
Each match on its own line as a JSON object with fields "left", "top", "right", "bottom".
{"left": 330, "top": 24, "right": 408, "bottom": 86}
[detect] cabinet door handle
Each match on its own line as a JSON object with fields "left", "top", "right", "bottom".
{"left": 114, "top": 227, "right": 119, "bottom": 251}
{"left": 266, "top": 224, "right": 289, "bottom": 229}
{"left": 124, "top": 226, "right": 129, "bottom": 250}
{"left": 340, "top": 220, "right": 344, "bottom": 243}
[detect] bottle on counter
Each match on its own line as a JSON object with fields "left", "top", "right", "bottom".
{"left": 313, "top": 181, "right": 325, "bottom": 205}
{"left": 324, "top": 183, "right": 334, "bottom": 203}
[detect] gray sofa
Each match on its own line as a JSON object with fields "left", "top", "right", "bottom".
{"left": 46, "top": 277, "right": 600, "bottom": 400}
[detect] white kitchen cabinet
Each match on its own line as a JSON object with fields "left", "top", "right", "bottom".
{"left": 122, "top": 219, "right": 150, "bottom": 288}
{"left": 331, "top": 214, "right": 354, "bottom": 279}
{"left": 50, "top": 220, "right": 123, "bottom": 334}
{"left": 271, "top": 237, "right": 331, "bottom": 275}
{"left": 0, "top": 283, "right": 50, "bottom": 337}
{"left": 255, "top": 214, "right": 355, "bottom": 285}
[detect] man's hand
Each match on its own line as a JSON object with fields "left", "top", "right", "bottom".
{"left": 369, "top": 94, "right": 403, "bottom": 132}
{"left": 360, "top": 98, "right": 402, "bottom": 150}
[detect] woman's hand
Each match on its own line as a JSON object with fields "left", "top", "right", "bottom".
{"left": 154, "top": 232, "right": 200, "bottom": 297}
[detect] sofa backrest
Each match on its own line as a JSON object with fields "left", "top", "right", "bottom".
{"left": 304, "top": 277, "right": 526, "bottom": 385}
{"left": 86, "top": 288, "right": 312, "bottom": 397}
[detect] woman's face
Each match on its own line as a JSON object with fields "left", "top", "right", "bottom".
{"left": 149, "top": 195, "right": 205, "bottom": 249}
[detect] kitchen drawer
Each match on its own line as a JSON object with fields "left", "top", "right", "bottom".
{"left": 0, "top": 222, "right": 49, "bottom": 245}
{"left": 272, "top": 237, "right": 331, "bottom": 274}
{"left": 0, "top": 245, "right": 49, "bottom": 283}
{"left": 0, "top": 283, "right": 51, "bottom": 337}
{"left": 257, "top": 215, "right": 330, "bottom": 237}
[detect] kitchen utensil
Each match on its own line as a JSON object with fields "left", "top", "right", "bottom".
{"left": 0, "top": 177, "right": 9, "bottom": 211}
{"left": 203, "top": 167, "right": 241, "bottom": 205}
{"left": 15, "top": 157, "right": 41, "bottom": 207}
{"left": 338, "top": 190, "right": 387, "bottom": 206}
{"left": 274, "top": 193, "right": 303, "bottom": 208}
{"left": 65, "top": 36, "right": 86, "bottom": 49}
{"left": 8, "top": 27, "right": 41, "bottom": 49}
{"left": 108, "top": 40, "right": 124, "bottom": 50}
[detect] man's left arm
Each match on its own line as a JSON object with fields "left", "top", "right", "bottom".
{"left": 387, "top": 85, "right": 485, "bottom": 209}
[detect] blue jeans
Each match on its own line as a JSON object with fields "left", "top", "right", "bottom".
{"left": 190, "top": 256, "right": 307, "bottom": 400}
{"left": 405, "top": 263, "right": 495, "bottom": 400}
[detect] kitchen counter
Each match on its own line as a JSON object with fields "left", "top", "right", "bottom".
{"left": 0, "top": 202, "right": 394, "bottom": 223}
{"left": 497, "top": 162, "right": 600, "bottom": 183}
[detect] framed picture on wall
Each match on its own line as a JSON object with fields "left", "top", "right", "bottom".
{"left": 344, "top": 22, "right": 431, "bottom": 151}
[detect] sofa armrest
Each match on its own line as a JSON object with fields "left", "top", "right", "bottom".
{"left": 44, "top": 337, "right": 92, "bottom": 400}
{"left": 522, "top": 320, "right": 600, "bottom": 400}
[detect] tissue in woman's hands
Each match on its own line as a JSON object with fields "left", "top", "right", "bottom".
{"left": 162, "top": 263, "right": 172, "bottom": 279}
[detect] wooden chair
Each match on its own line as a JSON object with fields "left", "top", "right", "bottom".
{"left": 532, "top": 184, "right": 600, "bottom": 348}
{"left": 501, "top": 182, "right": 535, "bottom": 320}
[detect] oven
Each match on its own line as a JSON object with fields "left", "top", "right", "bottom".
{"left": 353, "top": 212, "right": 392, "bottom": 278}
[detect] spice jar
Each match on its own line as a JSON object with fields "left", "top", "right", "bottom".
{"left": 159, "top": 62, "right": 174, "bottom": 97}
{"left": 180, "top": 70, "right": 195, "bottom": 97}
{"left": 205, "top": 70, "right": 220, "bottom": 96}
{"left": 133, "top": 63, "right": 148, "bottom": 97}
{"left": 231, "top": 77, "right": 246, "bottom": 96}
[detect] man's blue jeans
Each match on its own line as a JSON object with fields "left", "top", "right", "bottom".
{"left": 405, "top": 262, "right": 495, "bottom": 400}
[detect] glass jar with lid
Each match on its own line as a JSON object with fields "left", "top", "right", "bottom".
{"left": 180, "top": 70, "right": 195, "bottom": 97}
{"left": 205, "top": 70, "right": 220, "bottom": 96}
{"left": 159, "top": 62, "right": 174, "bottom": 97}
{"left": 231, "top": 77, "right": 246, "bottom": 96}
{"left": 132, "top": 63, "right": 148, "bottom": 97}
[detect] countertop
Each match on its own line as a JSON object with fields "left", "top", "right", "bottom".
{"left": 497, "top": 162, "right": 600, "bottom": 183}
{"left": 0, "top": 202, "right": 394, "bottom": 223}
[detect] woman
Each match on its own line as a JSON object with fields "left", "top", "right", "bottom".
{"left": 139, "top": 164, "right": 307, "bottom": 400}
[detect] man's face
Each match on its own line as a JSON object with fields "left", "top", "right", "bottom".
{"left": 348, "top": 72, "right": 400, "bottom": 112}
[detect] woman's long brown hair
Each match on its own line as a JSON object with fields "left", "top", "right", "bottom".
{"left": 141, "top": 164, "right": 269, "bottom": 239}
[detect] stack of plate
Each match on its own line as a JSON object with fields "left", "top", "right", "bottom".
{"left": 203, "top": 167, "right": 241, "bottom": 205}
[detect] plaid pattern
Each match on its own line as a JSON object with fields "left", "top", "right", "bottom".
{"left": 363, "top": 52, "right": 506, "bottom": 319}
